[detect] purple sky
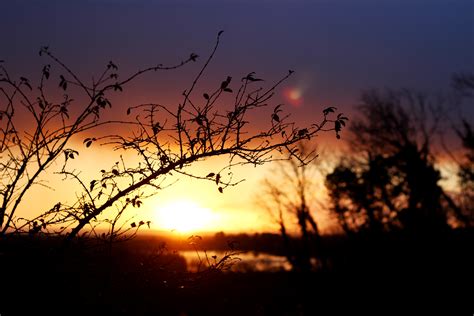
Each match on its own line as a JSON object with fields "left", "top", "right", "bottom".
{"left": 2, "top": 0, "right": 472, "bottom": 115}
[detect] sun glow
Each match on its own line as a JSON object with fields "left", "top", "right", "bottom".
{"left": 155, "top": 200, "right": 218, "bottom": 233}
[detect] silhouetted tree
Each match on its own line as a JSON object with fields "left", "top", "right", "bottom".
{"left": 260, "top": 143, "right": 332, "bottom": 271}
{"left": 452, "top": 73, "right": 474, "bottom": 225}
{"left": 326, "top": 89, "right": 460, "bottom": 233}
{"left": 455, "top": 121, "right": 474, "bottom": 224}
{"left": 1, "top": 46, "right": 194, "bottom": 237}
{"left": 0, "top": 32, "right": 347, "bottom": 247}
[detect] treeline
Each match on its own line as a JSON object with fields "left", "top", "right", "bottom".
{"left": 261, "top": 74, "right": 474, "bottom": 272}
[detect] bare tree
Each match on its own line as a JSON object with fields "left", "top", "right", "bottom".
{"left": 1, "top": 32, "right": 347, "bottom": 246}
{"left": 259, "top": 142, "right": 334, "bottom": 271}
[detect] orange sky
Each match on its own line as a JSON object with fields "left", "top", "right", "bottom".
{"left": 2, "top": 0, "right": 472, "bottom": 236}
{"left": 16, "top": 105, "right": 342, "bottom": 236}
{"left": 6, "top": 64, "right": 468, "bottom": 236}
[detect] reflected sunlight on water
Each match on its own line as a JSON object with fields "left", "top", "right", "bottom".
{"left": 179, "top": 250, "right": 292, "bottom": 272}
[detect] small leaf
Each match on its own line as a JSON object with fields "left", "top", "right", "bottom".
{"left": 223, "top": 88, "right": 233, "bottom": 93}
{"left": 59, "top": 75, "right": 67, "bottom": 90}
{"left": 107, "top": 61, "right": 118, "bottom": 70}
{"left": 190, "top": 53, "right": 199, "bottom": 62}
{"left": 206, "top": 172, "right": 215, "bottom": 178}
{"left": 89, "top": 180, "right": 97, "bottom": 191}
{"left": 39, "top": 46, "right": 49, "bottom": 57}
{"left": 220, "top": 76, "right": 232, "bottom": 89}
{"left": 152, "top": 123, "right": 161, "bottom": 135}
{"left": 42, "top": 65, "right": 50, "bottom": 79}
{"left": 131, "top": 222, "right": 137, "bottom": 228}
{"left": 323, "top": 106, "right": 337, "bottom": 116}
{"left": 218, "top": 187, "right": 223, "bottom": 193}
{"left": 20, "top": 77, "right": 32, "bottom": 90}
{"left": 335, "top": 121, "right": 341, "bottom": 133}
{"left": 113, "top": 83, "right": 123, "bottom": 92}
{"left": 203, "top": 93, "right": 209, "bottom": 100}
{"left": 126, "top": 108, "right": 131, "bottom": 115}
{"left": 242, "top": 72, "right": 263, "bottom": 82}
{"left": 215, "top": 174, "right": 221, "bottom": 185}
{"left": 60, "top": 106, "right": 69, "bottom": 119}
{"left": 218, "top": 30, "right": 224, "bottom": 36}
{"left": 112, "top": 169, "right": 119, "bottom": 176}
{"left": 297, "top": 128, "right": 309, "bottom": 137}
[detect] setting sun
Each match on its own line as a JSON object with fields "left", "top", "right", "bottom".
{"left": 154, "top": 200, "right": 218, "bottom": 233}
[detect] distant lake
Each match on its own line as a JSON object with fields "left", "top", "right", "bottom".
{"left": 179, "top": 250, "right": 292, "bottom": 272}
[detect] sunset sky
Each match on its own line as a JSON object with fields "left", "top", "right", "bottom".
{"left": 1, "top": 0, "right": 473, "bottom": 234}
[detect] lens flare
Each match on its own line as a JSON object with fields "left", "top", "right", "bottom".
{"left": 283, "top": 87, "right": 304, "bottom": 107}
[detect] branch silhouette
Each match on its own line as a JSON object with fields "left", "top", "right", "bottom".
{"left": 0, "top": 32, "right": 347, "bottom": 248}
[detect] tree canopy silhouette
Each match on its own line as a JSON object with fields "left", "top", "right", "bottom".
{"left": 325, "top": 89, "right": 466, "bottom": 233}
{"left": 452, "top": 73, "right": 474, "bottom": 225}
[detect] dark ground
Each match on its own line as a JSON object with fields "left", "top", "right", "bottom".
{"left": 1, "top": 229, "right": 472, "bottom": 315}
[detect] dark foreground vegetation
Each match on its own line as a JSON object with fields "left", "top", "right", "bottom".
{"left": 1, "top": 229, "right": 472, "bottom": 315}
